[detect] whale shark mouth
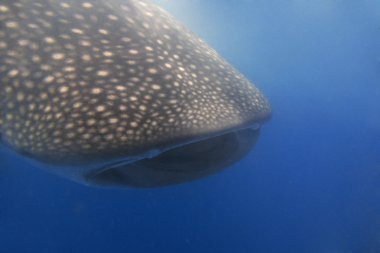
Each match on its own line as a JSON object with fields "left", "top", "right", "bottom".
{"left": 86, "top": 128, "right": 260, "bottom": 187}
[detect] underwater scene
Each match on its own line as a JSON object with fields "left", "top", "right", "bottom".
{"left": 0, "top": 0, "right": 379, "bottom": 252}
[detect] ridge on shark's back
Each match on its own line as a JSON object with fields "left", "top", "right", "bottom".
{"left": 0, "top": 0, "right": 271, "bottom": 187}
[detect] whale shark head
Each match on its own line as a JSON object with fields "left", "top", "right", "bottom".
{"left": 0, "top": 0, "right": 271, "bottom": 187}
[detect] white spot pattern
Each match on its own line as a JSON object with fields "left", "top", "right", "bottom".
{"left": 0, "top": 0, "right": 271, "bottom": 164}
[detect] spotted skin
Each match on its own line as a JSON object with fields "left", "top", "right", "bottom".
{"left": 0, "top": 0, "right": 271, "bottom": 186}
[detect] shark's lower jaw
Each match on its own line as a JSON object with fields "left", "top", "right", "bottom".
{"left": 85, "top": 128, "right": 260, "bottom": 188}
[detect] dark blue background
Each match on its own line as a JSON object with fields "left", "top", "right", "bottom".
{"left": 1, "top": 1, "right": 380, "bottom": 252}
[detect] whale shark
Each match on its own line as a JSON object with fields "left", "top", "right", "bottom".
{"left": 0, "top": 0, "right": 271, "bottom": 187}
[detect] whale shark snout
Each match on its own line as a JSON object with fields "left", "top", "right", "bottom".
{"left": 0, "top": 0, "right": 271, "bottom": 187}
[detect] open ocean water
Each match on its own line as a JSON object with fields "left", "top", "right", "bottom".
{"left": 1, "top": 0, "right": 380, "bottom": 252}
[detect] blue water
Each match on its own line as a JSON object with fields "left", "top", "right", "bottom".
{"left": 1, "top": 1, "right": 380, "bottom": 252}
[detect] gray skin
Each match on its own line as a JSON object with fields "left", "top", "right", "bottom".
{"left": 0, "top": 0, "right": 271, "bottom": 187}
